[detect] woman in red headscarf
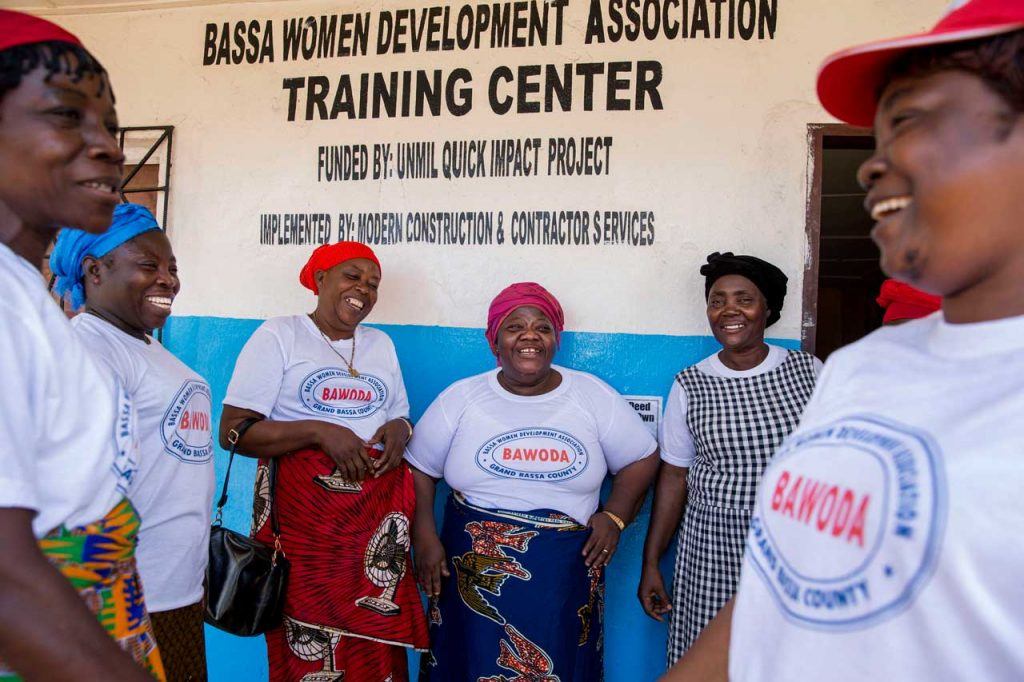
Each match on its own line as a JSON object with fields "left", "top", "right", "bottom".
{"left": 406, "top": 282, "right": 660, "bottom": 681}
{"left": 219, "top": 242, "right": 427, "bottom": 681}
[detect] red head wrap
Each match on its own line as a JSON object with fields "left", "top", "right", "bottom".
{"left": 485, "top": 282, "right": 565, "bottom": 353}
{"left": 298, "top": 242, "right": 381, "bottom": 295}
{"left": 876, "top": 279, "right": 942, "bottom": 324}
{"left": 0, "top": 10, "right": 82, "bottom": 52}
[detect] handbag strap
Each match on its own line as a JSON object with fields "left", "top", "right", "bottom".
{"left": 213, "top": 416, "right": 263, "bottom": 526}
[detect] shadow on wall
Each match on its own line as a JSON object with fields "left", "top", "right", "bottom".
{"left": 163, "top": 315, "right": 798, "bottom": 681}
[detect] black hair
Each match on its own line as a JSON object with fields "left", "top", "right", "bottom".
{"left": 885, "top": 29, "right": 1024, "bottom": 115}
{"left": 0, "top": 40, "right": 109, "bottom": 102}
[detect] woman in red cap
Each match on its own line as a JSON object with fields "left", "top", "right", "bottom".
{"left": 667, "top": 1, "right": 1024, "bottom": 680}
{"left": 0, "top": 10, "right": 163, "bottom": 682}
{"left": 219, "top": 242, "right": 427, "bottom": 681}
{"left": 405, "top": 282, "right": 660, "bottom": 680}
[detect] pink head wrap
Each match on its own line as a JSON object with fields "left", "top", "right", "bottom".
{"left": 485, "top": 282, "right": 565, "bottom": 353}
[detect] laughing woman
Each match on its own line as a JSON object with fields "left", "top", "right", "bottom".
{"left": 407, "top": 282, "right": 660, "bottom": 681}
{"left": 219, "top": 242, "right": 427, "bottom": 682}
{"left": 638, "top": 252, "right": 820, "bottom": 665}
{"left": 50, "top": 203, "right": 214, "bottom": 682}
{"left": 0, "top": 11, "right": 162, "bottom": 681}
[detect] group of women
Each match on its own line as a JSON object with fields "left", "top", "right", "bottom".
{"left": 0, "top": 9, "right": 824, "bottom": 682}
{"left": 215, "top": 241, "right": 811, "bottom": 681}
{"left": 5, "top": 1, "right": 1023, "bottom": 681}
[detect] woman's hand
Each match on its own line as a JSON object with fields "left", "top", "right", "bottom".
{"left": 638, "top": 561, "right": 673, "bottom": 621}
{"left": 313, "top": 422, "right": 371, "bottom": 481}
{"left": 367, "top": 418, "right": 412, "bottom": 477}
{"left": 413, "top": 527, "right": 449, "bottom": 597}
{"left": 583, "top": 512, "right": 621, "bottom": 568}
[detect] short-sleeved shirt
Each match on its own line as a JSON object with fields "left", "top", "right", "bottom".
{"left": 0, "top": 243, "right": 136, "bottom": 537}
{"left": 72, "top": 313, "right": 214, "bottom": 612}
{"left": 405, "top": 366, "right": 658, "bottom": 525}
{"left": 660, "top": 345, "right": 823, "bottom": 468}
{"left": 730, "top": 313, "right": 1024, "bottom": 681}
{"left": 224, "top": 315, "right": 409, "bottom": 440}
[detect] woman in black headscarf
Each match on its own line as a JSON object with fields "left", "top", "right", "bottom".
{"left": 637, "top": 252, "right": 821, "bottom": 665}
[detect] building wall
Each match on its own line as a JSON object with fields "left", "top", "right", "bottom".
{"left": 39, "top": 0, "right": 944, "bottom": 678}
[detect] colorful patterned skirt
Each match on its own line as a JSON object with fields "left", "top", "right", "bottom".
{"left": 252, "top": 449, "right": 428, "bottom": 682}
{"left": 0, "top": 498, "right": 165, "bottom": 681}
{"left": 421, "top": 494, "right": 604, "bottom": 682}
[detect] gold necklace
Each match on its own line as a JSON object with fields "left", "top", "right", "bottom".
{"left": 311, "top": 312, "right": 359, "bottom": 377}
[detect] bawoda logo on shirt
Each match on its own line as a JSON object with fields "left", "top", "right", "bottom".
{"left": 299, "top": 368, "right": 387, "bottom": 419}
{"left": 161, "top": 380, "right": 214, "bottom": 464}
{"left": 476, "top": 428, "right": 589, "bottom": 481}
{"left": 747, "top": 415, "right": 946, "bottom": 630}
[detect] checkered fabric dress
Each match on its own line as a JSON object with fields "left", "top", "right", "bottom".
{"left": 667, "top": 350, "right": 818, "bottom": 664}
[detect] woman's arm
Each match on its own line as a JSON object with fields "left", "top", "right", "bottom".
{"left": 218, "top": 405, "right": 371, "bottom": 481}
{"left": 660, "top": 598, "right": 733, "bottom": 681}
{"left": 583, "top": 450, "right": 660, "bottom": 568}
{"left": 638, "top": 462, "right": 688, "bottom": 620}
{"left": 409, "top": 466, "right": 449, "bottom": 596}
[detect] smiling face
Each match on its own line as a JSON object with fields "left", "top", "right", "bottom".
{"left": 315, "top": 258, "right": 380, "bottom": 335}
{"left": 85, "top": 230, "right": 179, "bottom": 334}
{"left": 0, "top": 63, "right": 123, "bottom": 236}
{"left": 493, "top": 305, "right": 557, "bottom": 386}
{"left": 707, "top": 274, "right": 769, "bottom": 350}
{"left": 859, "top": 69, "right": 1024, "bottom": 315}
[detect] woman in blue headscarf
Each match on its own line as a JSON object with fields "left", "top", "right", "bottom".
{"left": 52, "top": 203, "right": 215, "bottom": 682}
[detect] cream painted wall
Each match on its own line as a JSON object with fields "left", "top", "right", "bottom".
{"left": 38, "top": 0, "right": 946, "bottom": 337}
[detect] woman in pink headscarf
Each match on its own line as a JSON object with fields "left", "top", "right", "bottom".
{"left": 406, "top": 282, "right": 659, "bottom": 681}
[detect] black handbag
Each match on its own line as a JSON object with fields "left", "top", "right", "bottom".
{"left": 205, "top": 417, "right": 289, "bottom": 636}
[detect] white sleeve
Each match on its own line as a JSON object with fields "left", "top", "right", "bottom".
{"left": 660, "top": 379, "right": 696, "bottom": 468}
{"left": 223, "top": 323, "right": 287, "bottom": 417}
{"left": 404, "top": 389, "right": 458, "bottom": 479}
{"left": 593, "top": 380, "right": 659, "bottom": 475}
{"left": 793, "top": 353, "right": 838, "bottom": 426}
{"left": 0, "top": 311, "right": 43, "bottom": 511}
{"left": 383, "top": 337, "right": 410, "bottom": 421}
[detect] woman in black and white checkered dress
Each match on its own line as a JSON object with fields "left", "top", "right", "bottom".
{"left": 638, "top": 252, "right": 821, "bottom": 666}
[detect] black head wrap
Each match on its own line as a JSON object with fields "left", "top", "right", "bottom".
{"left": 700, "top": 252, "right": 788, "bottom": 327}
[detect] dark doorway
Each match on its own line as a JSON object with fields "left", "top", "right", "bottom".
{"left": 803, "top": 124, "right": 883, "bottom": 360}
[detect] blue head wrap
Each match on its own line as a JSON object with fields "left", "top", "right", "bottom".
{"left": 50, "top": 203, "right": 161, "bottom": 310}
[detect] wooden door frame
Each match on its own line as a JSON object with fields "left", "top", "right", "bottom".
{"left": 802, "top": 123, "right": 873, "bottom": 353}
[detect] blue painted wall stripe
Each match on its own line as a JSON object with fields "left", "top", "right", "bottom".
{"left": 162, "top": 315, "right": 798, "bottom": 681}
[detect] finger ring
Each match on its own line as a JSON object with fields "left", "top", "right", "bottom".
{"left": 601, "top": 549, "right": 609, "bottom": 554}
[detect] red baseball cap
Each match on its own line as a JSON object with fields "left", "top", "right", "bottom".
{"left": 0, "top": 9, "right": 82, "bottom": 53}
{"left": 817, "top": 0, "right": 1024, "bottom": 127}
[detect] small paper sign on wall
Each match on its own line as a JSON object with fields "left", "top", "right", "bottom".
{"left": 625, "top": 396, "right": 662, "bottom": 439}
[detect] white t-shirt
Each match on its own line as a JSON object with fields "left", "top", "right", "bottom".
{"left": 72, "top": 313, "right": 214, "bottom": 612}
{"left": 405, "top": 367, "right": 658, "bottom": 525}
{"left": 224, "top": 315, "right": 410, "bottom": 441}
{"left": 0, "top": 243, "right": 136, "bottom": 538}
{"left": 660, "top": 345, "right": 823, "bottom": 467}
{"left": 730, "top": 313, "right": 1024, "bottom": 681}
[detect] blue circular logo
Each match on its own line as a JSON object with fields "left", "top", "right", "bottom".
{"left": 299, "top": 368, "right": 387, "bottom": 420}
{"left": 475, "top": 428, "right": 589, "bottom": 482}
{"left": 747, "top": 414, "right": 946, "bottom": 630}
{"left": 161, "top": 380, "right": 213, "bottom": 464}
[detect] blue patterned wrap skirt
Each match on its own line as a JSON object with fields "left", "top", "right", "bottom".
{"left": 421, "top": 493, "right": 604, "bottom": 681}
